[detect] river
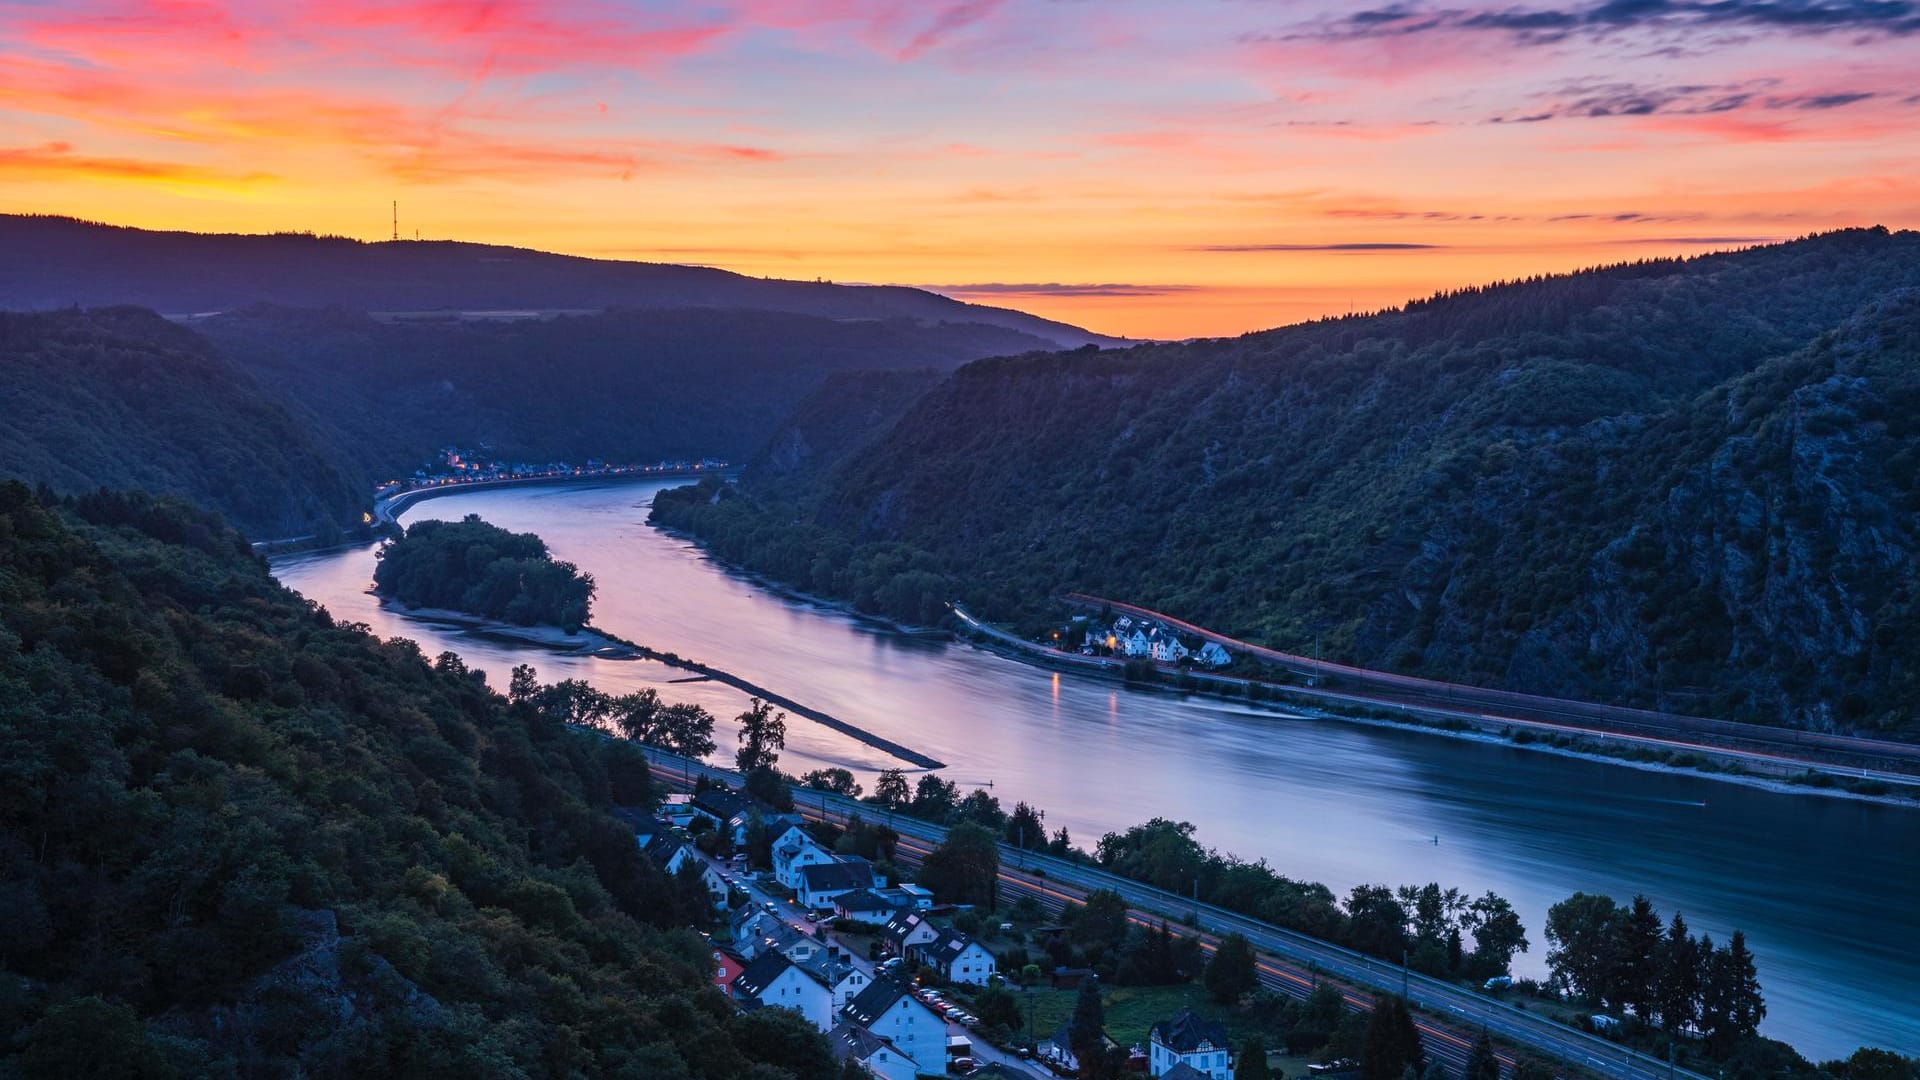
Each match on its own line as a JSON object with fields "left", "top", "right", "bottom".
{"left": 272, "top": 479, "right": 1919, "bottom": 1060}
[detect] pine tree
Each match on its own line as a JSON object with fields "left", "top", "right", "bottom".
{"left": 1615, "top": 894, "right": 1663, "bottom": 1020}
{"left": 1463, "top": 1030, "right": 1501, "bottom": 1080}
{"left": 1654, "top": 912, "right": 1700, "bottom": 1034}
{"left": 1069, "top": 977, "right": 1106, "bottom": 1068}
{"left": 1724, "top": 930, "right": 1765, "bottom": 1039}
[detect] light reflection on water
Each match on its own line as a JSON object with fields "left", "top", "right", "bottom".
{"left": 273, "top": 480, "right": 1920, "bottom": 1059}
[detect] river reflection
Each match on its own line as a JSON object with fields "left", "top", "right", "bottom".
{"left": 273, "top": 480, "right": 1920, "bottom": 1059}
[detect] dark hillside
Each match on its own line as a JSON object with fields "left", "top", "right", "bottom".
{"left": 655, "top": 229, "right": 1920, "bottom": 733}
{"left": 0, "top": 483, "right": 835, "bottom": 1077}
{"left": 0, "top": 308, "right": 364, "bottom": 538}
{"left": 197, "top": 305, "right": 1060, "bottom": 478}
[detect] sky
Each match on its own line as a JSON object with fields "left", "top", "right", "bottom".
{"left": 2, "top": 0, "right": 1917, "bottom": 338}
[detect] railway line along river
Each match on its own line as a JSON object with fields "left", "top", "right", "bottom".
{"left": 272, "top": 479, "right": 1920, "bottom": 1061}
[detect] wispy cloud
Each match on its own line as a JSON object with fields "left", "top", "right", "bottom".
{"left": 1277, "top": 1, "right": 1920, "bottom": 47}
{"left": 0, "top": 141, "right": 273, "bottom": 185}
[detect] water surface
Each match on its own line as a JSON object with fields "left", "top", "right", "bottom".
{"left": 273, "top": 480, "right": 1920, "bottom": 1059}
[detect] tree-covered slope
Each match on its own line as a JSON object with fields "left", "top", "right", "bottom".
{"left": 656, "top": 229, "right": 1920, "bottom": 733}
{"left": 0, "top": 484, "right": 837, "bottom": 1078}
{"left": 197, "top": 305, "right": 1066, "bottom": 479}
{"left": 0, "top": 214, "right": 1122, "bottom": 349}
{"left": 0, "top": 308, "right": 365, "bottom": 539}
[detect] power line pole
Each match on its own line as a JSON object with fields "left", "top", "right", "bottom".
{"left": 391, "top": 200, "right": 398, "bottom": 242}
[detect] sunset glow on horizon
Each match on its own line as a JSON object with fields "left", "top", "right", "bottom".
{"left": 3, "top": 0, "right": 1917, "bottom": 338}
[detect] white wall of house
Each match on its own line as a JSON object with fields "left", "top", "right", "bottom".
{"left": 870, "top": 997, "right": 944, "bottom": 1074}
{"left": 942, "top": 943, "right": 998, "bottom": 986}
{"left": 1149, "top": 1041, "right": 1231, "bottom": 1079}
{"left": 747, "top": 967, "right": 835, "bottom": 1032}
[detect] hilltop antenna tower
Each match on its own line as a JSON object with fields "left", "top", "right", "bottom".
{"left": 391, "top": 201, "right": 398, "bottom": 242}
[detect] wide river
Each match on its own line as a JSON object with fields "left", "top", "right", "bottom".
{"left": 273, "top": 479, "right": 1918, "bottom": 1060}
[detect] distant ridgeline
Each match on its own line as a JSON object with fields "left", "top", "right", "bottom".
{"left": 374, "top": 515, "right": 595, "bottom": 631}
{"left": 654, "top": 228, "right": 1920, "bottom": 735}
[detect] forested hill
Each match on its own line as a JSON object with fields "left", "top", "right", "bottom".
{"left": 196, "top": 304, "right": 1063, "bottom": 476}
{"left": 0, "top": 483, "right": 838, "bottom": 1078}
{"left": 0, "top": 308, "right": 364, "bottom": 538}
{"left": 655, "top": 228, "right": 1920, "bottom": 734}
{"left": 0, "top": 214, "right": 1121, "bottom": 349}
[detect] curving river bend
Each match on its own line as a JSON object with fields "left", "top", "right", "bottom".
{"left": 272, "top": 480, "right": 1919, "bottom": 1060}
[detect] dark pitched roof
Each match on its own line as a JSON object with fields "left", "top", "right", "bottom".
{"left": 798, "top": 859, "right": 874, "bottom": 893}
{"left": 732, "top": 950, "right": 795, "bottom": 1000}
{"left": 928, "top": 928, "right": 986, "bottom": 968}
{"left": 882, "top": 911, "right": 928, "bottom": 945}
{"left": 842, "top": 977, "right": 917, "bottom": 1026}
{"left": 834, "top": 888, "right": 907, "bottom": 914}
{"left": 828, "top": 1022, "right": 889, "bottom": 1064}
{"left": 691, "top": 787, "right": 757, "bottom": 822}
{"left": 641, "top": 833, "right": 683, "bottom": 867}
{"left": 1163, "top": 1065, "right": 1211, "bottom": 1080}
{"left": 1150, "top": 1009, "right": 1228, "bottom": 1054}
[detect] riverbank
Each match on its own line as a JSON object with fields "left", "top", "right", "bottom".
{"left": 377, "top": 600, "right": 644, "bottom": 658}
{"left": 947, "top": 603, "right": 1920, "bottom": 807}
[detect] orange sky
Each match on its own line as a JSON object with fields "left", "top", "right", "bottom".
{"left": 3, "top": 0, "right": 1917, "bottom": 338}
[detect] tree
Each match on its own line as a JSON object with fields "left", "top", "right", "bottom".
{"left": 1345, "top": 885, "right": 1411, "bottom": 960}
{"left": 1510, "top": 1060, "right": 1553, "bottom": 1080}
{"left": 1463, "top": 1029, "right": 1501, "bottom": 1080}
{"left": 1236, "top": 1036, "right": 1273, "bottom": 1080}
{"left": 1072, "top": 889, "right": 1131, "bottom": 952}
{"left": 1654, "top": 912, "right": 1700, "bottom": 1034}
{"left": 735, "top": 698, "right": 787, "bottom": 773}
{"left": 1205, "top": 933, "right": 1260, "bottom": 1005}
{"left": 744, "top": 766, "right": 793, "bottom": 812}
{"left": 656, "top": 702, "right": 717, "bottom": 760}
{"left": 801, "top": 768, "right": 862, "bottom": 797}
{"left": 916, "top": 823, "right": 999, "bottom": 909}
{"left": 973, "top": 982, "right": 1023, "bottom": 1031}
{"left": 1544, "top": 892, "right": 1620, "bottom": 1002}
{"left": 955, "top": 788, "right": 1007, "bottom": 830}
{"left": 1006, "top": 801, "right": 1046, "bottom": 849}
{"left": 910, "top": 774, "right": 960, "bottom": 822}
{"left": 612, "top": 688, "right": 662, "bottom": 742}
{"left": 1714, "top": 930, "right": 1765, "bottom": 1042}
{"left": 873, "top": 769, "right": 910, "bottom": 809}
{"left": 1612, "top": 894, "right": 1663, "bottom": 1021}
{"left": 1463, "top": 891, "right": 1528, "bottom": 977}
{"left": 1361, "top": 995, "right": 1423, "bottom": 1080}
{"left": 1068, "top": 978, "right": 1107, "bottom": 1070}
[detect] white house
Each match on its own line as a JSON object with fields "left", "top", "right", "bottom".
{"left": 880, "top": 911, "right": 941, "bottom": 958}
{"left": 732, "top": 951, "right": 835, "bottom": 1031}
{"left": 1148, "top": 629, "right": 1190, "bottom": 664}
{"left": 828, "top": 1023, "right": 917, "bottom": 1080}
{"left": 772, "top": 824, "right": 838, "bottom": 890}
{"left": 842, "top": 980, "right": 945, "bottom": 1075}
{"left": 788, "top": 943, "right": 870, "bottom": 1009}
{"left": 1148, "top": 1010, "right": 1231, "bottom": 1080}
{"left": 646, "top": 838, "right": 728, "bottom": 911}
{"left": 797, "top": 858, "right": 877, "bottom": 911}
{"left": 1120, "top": 628, "right": 1153, "bottom": 658}
{"left": 1196, "top": 641, "right": 1231, "bottom": 669}
{"left": 924, "top": 929, "right": 997, "bottom": 986}
{"left": 659, "top": 793, "right": 699, "bottom": 828}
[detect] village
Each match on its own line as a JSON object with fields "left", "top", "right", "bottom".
{"left": 376, "top": 445, "right": 727, "bottom": 502}
{"left": 1064, "top": 614, "right": 1233, "bottom": 670}
{"left": 623, "top": 782, "right": 1272, "bottom": 1080}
